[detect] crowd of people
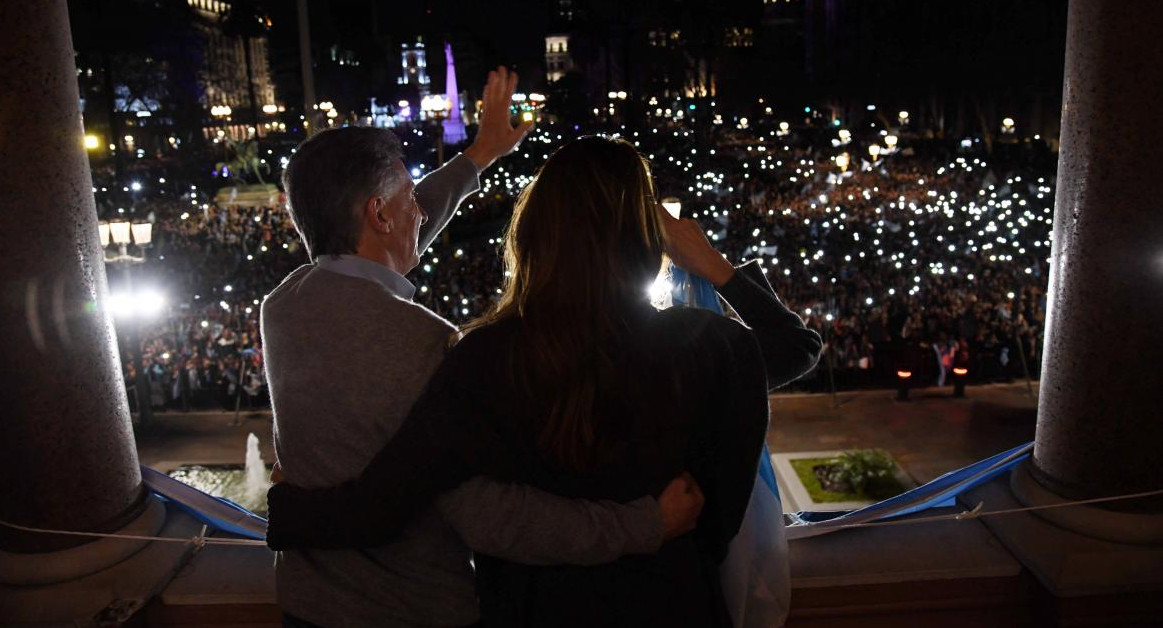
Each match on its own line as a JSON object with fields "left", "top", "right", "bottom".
{"left": 96, "top": 113, "right": 1056, "bottom": 410}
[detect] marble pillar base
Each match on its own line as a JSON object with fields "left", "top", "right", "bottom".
{"left": 0, "top": 499, "right": 210, "bottom": 625}
{"left": 0, "top": 495, "right": 166, "bottom": 586}
{"left": 966, "top": 473, "right": 1163, "bottom": 608}
{"left": 1011, "top": 461, "right": 1163, "bottom": 545}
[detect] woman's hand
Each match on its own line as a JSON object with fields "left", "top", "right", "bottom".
{"left": 658, "top": 205, "right": 735, "bottom": 287}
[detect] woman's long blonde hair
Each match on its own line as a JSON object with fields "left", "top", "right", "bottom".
{"left": 463, "top": 136, "right": 666, "bottom": 471}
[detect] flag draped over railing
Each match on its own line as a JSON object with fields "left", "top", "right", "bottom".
{"left": 141, "top": 466, "right": 267, "bottom": 540}
{"left": 784, "top": 442, "right": 1033, "bottom": 539}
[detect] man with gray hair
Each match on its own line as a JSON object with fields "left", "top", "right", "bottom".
{"left": 263, "top": 67, "right": 703, "bottom": 627}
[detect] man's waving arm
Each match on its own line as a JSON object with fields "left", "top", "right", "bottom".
{"left": 417, "top": 66, "right": 533, "bottom": 251}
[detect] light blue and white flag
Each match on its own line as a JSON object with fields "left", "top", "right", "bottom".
{"left": 671, "top": 265, "right": 790, "bottom": 628}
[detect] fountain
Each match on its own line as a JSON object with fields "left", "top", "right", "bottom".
{"left": 166, "top": 433, "right": 271, "bottom": 515}
{"left": 244, "top": 433, "right": 266, "bottom": 503}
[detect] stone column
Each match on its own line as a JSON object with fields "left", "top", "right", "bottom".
{"left": 0, "top": 1, "right": 147, "bottom": 553}
{"left": 1031, "top": 0, "right": 1163, "bottom": 513}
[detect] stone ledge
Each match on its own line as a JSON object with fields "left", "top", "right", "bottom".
{"left": 967, "top": 477, "right": 1163, "bottom": 596}
{"left": 0, "top": 500, "right": 203, "bottom": 624}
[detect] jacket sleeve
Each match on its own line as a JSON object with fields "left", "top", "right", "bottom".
{"left": 716, "top": 260, "right": 823, "bottom": 390}
{"left": 435, "top": 478, "right": 663, "bottom": 565}
{"left": 265, "top": 346, "right": 494, "bottom": 551}
{"left": 414, "top": 153, "right": 480, "bottom": 252}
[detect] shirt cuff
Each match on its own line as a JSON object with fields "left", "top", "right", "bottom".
{"left": 623, "top": 496, "right": 665, "bottom": 554}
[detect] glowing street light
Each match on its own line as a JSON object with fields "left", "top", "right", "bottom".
{"left": 1001, "top": 117, "right": 1016, "bottom": 134}
{"left": 898, "top": 110, "right": 910, "bottom": 125}
{"left": 98, "top": 219, "right": 157, "bottom": 425}
{"left": 884, "top": 134, "right": 899, "bottom": 149}
{"left": 868, "top": 144, "right": 882, "bottom": 159}
{"left": 896, "top": 369, "right": 912, "bottom": 400}
{"left": 84, "top": 134, "right": 100, "bottom": 150}
{"left": 421, "top": 94, "right": 452, "bottom": 165}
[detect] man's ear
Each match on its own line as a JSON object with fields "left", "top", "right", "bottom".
{"left": 364, "top": 196, "right": 393, "bottom": 234}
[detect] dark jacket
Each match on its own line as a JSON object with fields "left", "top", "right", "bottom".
{"left": 266, "top": 261, "right": 822, "bottom": 627}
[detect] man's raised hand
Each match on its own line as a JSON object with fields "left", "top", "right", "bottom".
{"left": 658, "top": 472, "right": 705, "bottom": 541}
{"left": 462, "top": 66, "right": 534, "bottom": 172}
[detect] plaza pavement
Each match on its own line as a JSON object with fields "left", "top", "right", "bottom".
{"left": 134, "top": 382, "right": 1039, "bottom": 485}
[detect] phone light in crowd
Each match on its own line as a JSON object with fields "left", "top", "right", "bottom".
{"left": 521, "top": 111, "right": 535, "bottom": 123}
{"left": 107, "top": 289, "right": 166, "bottom": 319}
{"left": 84, "top": 134, "right": 100, "bottom": 150}
{"left": 660, "top": 197, "right": 682, "bottom": 219}
{"left": 835, "top": 153, "right": 850, "bottom": 172}
{"left": 130, "top": 181, "right": 142, "bottom": 192}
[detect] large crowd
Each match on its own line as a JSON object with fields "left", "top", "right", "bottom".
{"left": 97, "top": 114, "right": 1056, "bottom": 410}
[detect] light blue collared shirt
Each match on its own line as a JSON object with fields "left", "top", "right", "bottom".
{"left": 316, "top": 255, "right": 416, "bottom": 300}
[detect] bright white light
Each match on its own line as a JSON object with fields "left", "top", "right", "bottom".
{"left": 130, "top": 181, "right": 142, "bottom": 192}
{"left": 107, "top": 289, "right": 165, "bottom": 319}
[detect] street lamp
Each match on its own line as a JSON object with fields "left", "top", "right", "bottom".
{"left": 420, "top": 94, "right": 451, "bottom": 166}
{"left": 898, "top": 110, "right": 910, "bottom": 126}
{"left": 99, "top": 220, "right": 156, "bottom": 426}
{"left": 884, "top": 134, "right": 899, "bottom": 150}
{"left": 1001, "top": 117, "right": 1016, "bottom": 135}
{"left": 868, "top": 144, "right": 882, "bottom": 160}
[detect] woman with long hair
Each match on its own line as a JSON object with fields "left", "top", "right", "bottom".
{"left": 266, "top": 136, "right": 822, "bottom": 626}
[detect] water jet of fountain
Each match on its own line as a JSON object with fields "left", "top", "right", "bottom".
{"left": 244, "top": 433, "right": 266, "bottom": 503}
